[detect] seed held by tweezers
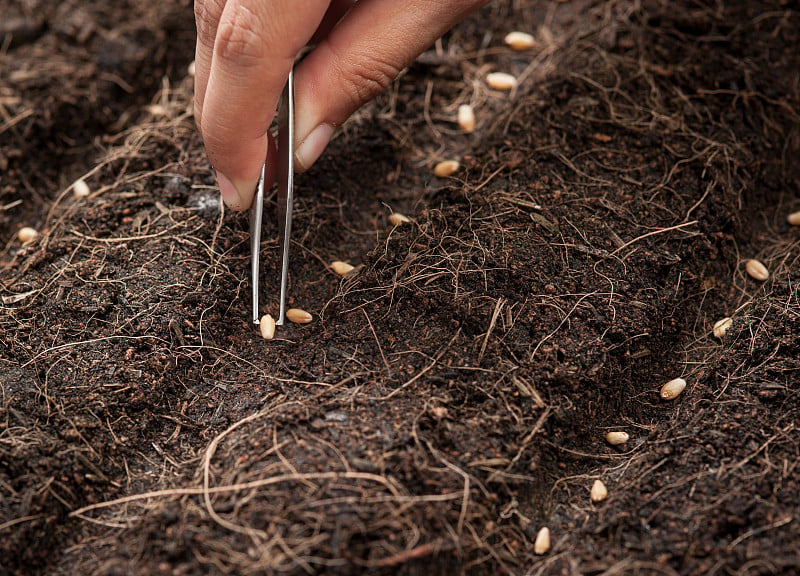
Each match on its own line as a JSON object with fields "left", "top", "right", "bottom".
{"left": 504, "top": 31, "right": 536, "bottom": 50}
{"left": 389, "top": 213, "right": 411, "bottom": 227}
{"left": 590, "top": 479, "right": 608, "bottom": 503}
{"left": 330, "top": 261, "right": 355, "bottom": 277}
{"left": 457, "top": 104, "right": 476, "bottom": 133}
{"left": 286, "top": 308, "right": 312, "bottom": 324}
{"left": 434, "top": 160, "right": 460, "bottom": 178}
{"left": 713, "top": 317, "right": 732, "bottom": 339}
{"left": 17, "top": 227, "right": 38, "bottom": 243}
{"left": 745, "top": 259, "right": 769, "bottom": 281}
{"left": 660, "top": 377, "right": 686, "bottom": 400}
{"left": 487, "top": 72, "right": 518, "bottom": 91}
{"left": 259, "top": 314, "right": 276, "bottom": 339}
{"left": 605, "top": 431, "right": 629, "bottom": 446}
{"left": 534, "top": 527, "right": 551, "bottom": 555}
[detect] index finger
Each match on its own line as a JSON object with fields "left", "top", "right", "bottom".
{"left": 200, "top": 0, "right": 330, "bottom": 209}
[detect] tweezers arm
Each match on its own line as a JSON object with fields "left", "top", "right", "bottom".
{"left": 250, "top": 164, "right": 266, "bottom": 325}
{"left": 276, "top": 67, "right": 295, "bottom": 326}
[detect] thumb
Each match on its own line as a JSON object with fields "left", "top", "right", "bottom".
{"left": 293, "top": 0, "right": 488, "bottom": 171}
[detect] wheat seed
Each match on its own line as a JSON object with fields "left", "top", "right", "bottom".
{"left": 286, "top": 308, "right": 312, "bottom": 324}
{"left": 605, "top": 431, "right": 629, "bottom": 446}
{"left": 434, "top": 160, "right": 460, "bottom": 178}
{"left": 590, "top": 479, "right": 608, "bottom": 503}
{"left": 457, "top": 104, "right": 476, "bottom": 133}
{"left": 745, "top": 259, "right": 769, "bottom": 281}
{"left": 17, "top": 227, "right": 38, "bottom": 243}
{"left": 486, "top": 72, "right": 518, "bottom": 91}
{"left": 504, "top": 31, "right": 536, "bottom": 50}
{"left": 259, "top": 314, "right": 276, "bottom": 339}
{"left": 187, "top": 60, "right": 196, "bottom": 77}
{"left": 787, "top": 211, "right": 800, "bottom": 226}
{"left": 330, "top": 261, "right": 355, "bottom": 277}
{"left": 713, "top": 317, "right": 732, "bottom": 339}
{"left": 389, "top": 212, "right": 411, "bottom": 227}
{"left": 660, "top": 377, "right": 686, "bottom": 400}
{"left": 146, "top": 104, "right": 168, "bottom": 116}
{"left": 534, "top": 527, "right": 551, "bottom": 555}
{"left": 73, "top": 178, "right": 90, "bottom": 198}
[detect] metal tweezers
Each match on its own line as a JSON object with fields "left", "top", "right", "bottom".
{"left": 250, "top": 66, "right": 294, "bottom": 327}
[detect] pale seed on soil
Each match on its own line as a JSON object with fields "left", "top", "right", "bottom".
{"left": 534, "top": 526, "right": 551, "bottom": 555}
{"left": 286, "top": 308, "right": 312, "bottom": 324}
{"left": 72, "top": 178, "right": 90, "bottom": 198}
{"left": 17, "top": 227, "right": 38, "bottom": 243}
{"left": 389, "top": 212, "right": 411, "bottom": 227}
{"left": 187, "top": 60, "right": 196, "bottom": 77}
{"left": 787, "top": 211, "right": 800, "bottom": 226}
{"left": 486, "top": 72, "right": 518, "bottom": 91}
{"left": 259, "top": 314, "right": 276, "bottom": 340}
{"left": 430, "top": 406, "right": 448, "bottom": 419}
{"left": 504, "top": 31, "right": 536, "bottom": 50}
{"left": 590, "top": 479, "right": 608, "bottom": 503}
{"left": 605, "top": 431, "right": 629, "bottom": 445}
{"left": 745, "top": 259, "right": 769, "bottom": 281}
{"left": 330, "top": 261, "right": 355, "bottom": 277}
{"left": 713, "top": 317, "right": 733, "bottom": 339}
{"left": 660, "top": 377, "right": 687, "bottom": 400}
{"left": 457, "top": 104, "right": 476, "bottom": 133}
{"left": 434, "top": 160, "right": 460, "bottom": 178}
{"left": 146, "top": 104, "right": 168, "bottom": 116}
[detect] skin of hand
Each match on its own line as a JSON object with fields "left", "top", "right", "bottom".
{"left": 193, "top": 0, "right": 489, "bottom": 210}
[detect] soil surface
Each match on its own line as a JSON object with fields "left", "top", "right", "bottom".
{"left": 2, "top": 1, "right": 799, "bottom": 575}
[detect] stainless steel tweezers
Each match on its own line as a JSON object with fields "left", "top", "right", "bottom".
{"left": 250, "top": 66, "right": 294, "bottom": 327}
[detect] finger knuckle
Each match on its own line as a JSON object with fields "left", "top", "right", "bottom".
{"left": 335, "top": 50, "right": 401, "bottom": 111}
{"left": 194, "top": 0, "right": 225, "bottom": 37}
{"left": 214, "top": 4, "right": 266, "bottom": 66}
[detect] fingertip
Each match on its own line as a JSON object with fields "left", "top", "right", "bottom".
{"left": 295, "top": 123, "right": 335, "bottom": 171}
{"left": 215, "top": 170, "right": 250, "bottom": 211}
{"left": 214, "top": 135, "right": 277, "bottom": 211}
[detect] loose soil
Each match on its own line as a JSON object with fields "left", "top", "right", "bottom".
{"left": 2, "top": 1, "right": 799, "bottom": 575}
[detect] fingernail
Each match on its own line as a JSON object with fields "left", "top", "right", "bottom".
{"left": 295, "top": 123, "right": 334, "bottom": 171}
{"left": 215, "top": 170, "right": 241, "bottom": 209}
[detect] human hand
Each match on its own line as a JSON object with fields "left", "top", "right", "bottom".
{"left": 193, "top": 0, "right": 488, "bottom": 210}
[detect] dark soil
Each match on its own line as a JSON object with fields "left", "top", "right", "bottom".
{"left": 2, "top": 1, "right": 799, "bottom": 575}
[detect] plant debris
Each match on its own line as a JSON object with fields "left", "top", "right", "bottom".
{"left": 2, "top": 1, "right": 799, "bottom": 575}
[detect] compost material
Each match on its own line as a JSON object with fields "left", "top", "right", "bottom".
{"left": 2, "top": 1, "right": 799, "bottom": 574}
